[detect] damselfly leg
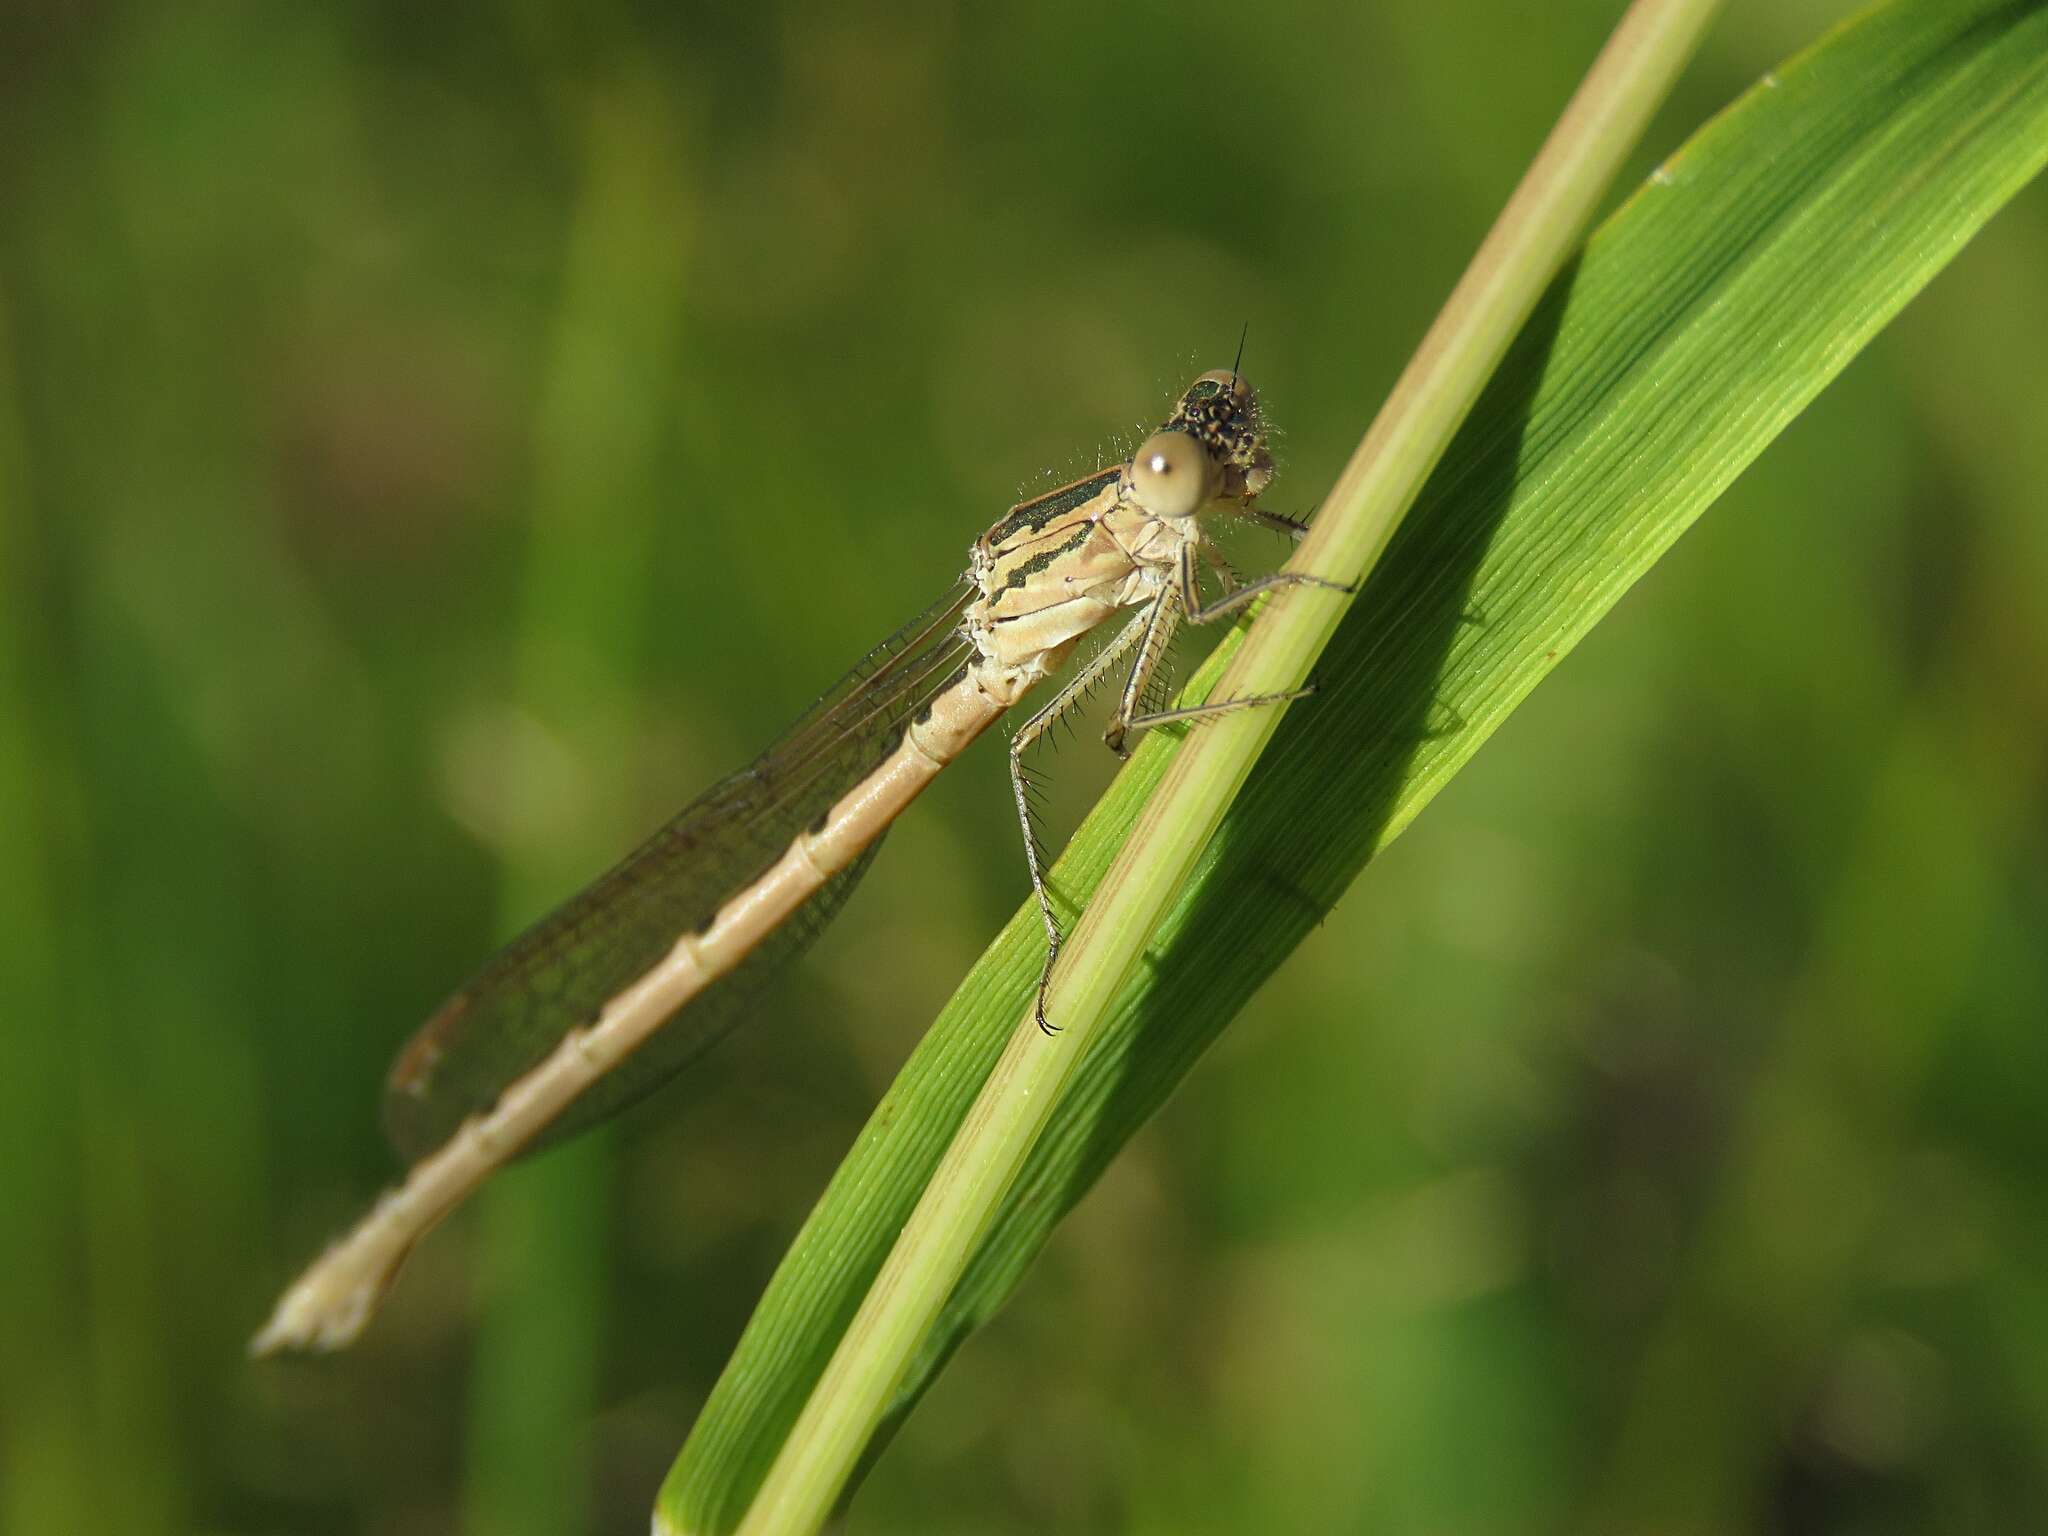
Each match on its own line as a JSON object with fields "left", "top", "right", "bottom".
{"left": 1015, "top": 551, "right": 1351, "bottom": 1034}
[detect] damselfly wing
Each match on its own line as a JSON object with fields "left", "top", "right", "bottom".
{"left": 384, "top": 580, "right": 978, "bottom": 1161}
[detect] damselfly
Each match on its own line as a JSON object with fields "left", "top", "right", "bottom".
{"left": 254, "top": 367, "right": 1342, "bottom": 1354}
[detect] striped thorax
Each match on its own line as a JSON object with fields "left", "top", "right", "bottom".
{"left": 965, "top": 369, "right": 1273, "bottom": 693}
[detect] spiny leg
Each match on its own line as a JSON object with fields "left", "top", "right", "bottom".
{"left": 1241, "top": 505, "right": 1314, "bottom": 539}
{"left": 1008, "top": 607, "right": 1151, "bottom": 1034}
{"left": 1182, "top": 564, "right": 1353, "bottom": 628}
{"left": 1104, "top": 585, "right": 1184, "bottom": 758}
{"left": 1120, "top": 685, "right": 1317, "bottom": 736}
{"left": 1113, "top": 544, "right": 1348, "bottom": 736}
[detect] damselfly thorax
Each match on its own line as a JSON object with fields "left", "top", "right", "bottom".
{"left": 969, "top": 368, "right": 1273, "bottom": 679}
{"left": 254, "top": 366, "right": 1340, "bottom": 1355}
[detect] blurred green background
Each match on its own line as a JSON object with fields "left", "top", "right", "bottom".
{"left": 4, "top": 1, "right": 2046, "bottom": 1532}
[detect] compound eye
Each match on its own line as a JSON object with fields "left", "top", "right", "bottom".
{"left": 1128, "top": 430, "right": 1216, "bottom": 519}
{"left": 1192, "top": 367, "right": 1254, "bottom": 408}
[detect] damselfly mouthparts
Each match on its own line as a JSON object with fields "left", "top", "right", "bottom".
{"left": 254, "top": 368, "right": 1343, "bottom": 1354}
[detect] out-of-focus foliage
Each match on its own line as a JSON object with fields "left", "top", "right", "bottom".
{"left": 1, "top": 3, "right": 2043, "bottom": 1534}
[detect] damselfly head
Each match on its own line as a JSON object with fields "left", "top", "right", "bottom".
{"left": 1143, "top": 369, "right": 1274, "bottom": 512}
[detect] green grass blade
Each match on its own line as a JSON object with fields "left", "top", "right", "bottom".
{"left": 725, "top": 0, "right": 1722, "bottom": 1527}
{"left": 661, "top": 0, "right": 2048, "bottom": 1527}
